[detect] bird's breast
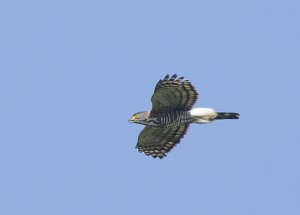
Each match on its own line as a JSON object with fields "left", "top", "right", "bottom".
{"left": 154, "top": 110, "right": 193, "bottom": 127}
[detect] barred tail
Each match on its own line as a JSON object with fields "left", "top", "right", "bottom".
{"left": 215, "top": 112, "right": 240, "bottom": 120}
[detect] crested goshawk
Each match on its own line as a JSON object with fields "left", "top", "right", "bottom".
{"left": 129, "top": 74, "right": 239, "bottom": 159}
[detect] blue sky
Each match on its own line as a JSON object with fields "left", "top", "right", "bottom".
{"left": 1, "top": 0, "right": 299, "bottom": 214}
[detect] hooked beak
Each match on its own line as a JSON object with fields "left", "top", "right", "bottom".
{"left": 128, "top": 116, "right": 136, "bottom": 123}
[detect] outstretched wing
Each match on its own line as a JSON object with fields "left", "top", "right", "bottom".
{"left": 136, "top": 125, "right": 189, "bottom": 159}
{"left": 150, "top": 74, "right": 198, "bottom": 113}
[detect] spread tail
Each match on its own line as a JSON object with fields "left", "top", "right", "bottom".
{"left": 215, "top": 112, "right": 240, "bottom": 120}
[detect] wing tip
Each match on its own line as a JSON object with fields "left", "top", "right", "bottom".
{"left": 136, "top": 146, "right": 168, "bottom": 159}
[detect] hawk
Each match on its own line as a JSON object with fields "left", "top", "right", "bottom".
{"left": 129, "top": 74, "right": 239, "bottom": 159}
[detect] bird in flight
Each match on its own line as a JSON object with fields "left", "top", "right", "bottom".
{"left": 129, "top": 74, "right": 239, "bottom": 159}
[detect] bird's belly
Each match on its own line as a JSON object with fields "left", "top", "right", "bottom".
{"left": 157, "top": 111, "right": 192, "bottom": 127}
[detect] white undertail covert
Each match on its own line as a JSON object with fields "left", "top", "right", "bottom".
{"left": 190, "top": 108, "right": 217, "bottom": 124}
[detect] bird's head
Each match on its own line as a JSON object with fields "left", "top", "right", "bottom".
{"left": 129, "top": 111, "right": 150, "bottom": 125}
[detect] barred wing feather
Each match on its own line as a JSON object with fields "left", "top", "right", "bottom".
{"left": 136, "top": 125, "right": 189, "bottom": 159}
{"left": 150, "top": 74, "right": 198, "bottom": 114}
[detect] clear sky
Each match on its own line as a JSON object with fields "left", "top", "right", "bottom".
{"left": 1, "top": 0, "right": 299, "bottom": 214}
